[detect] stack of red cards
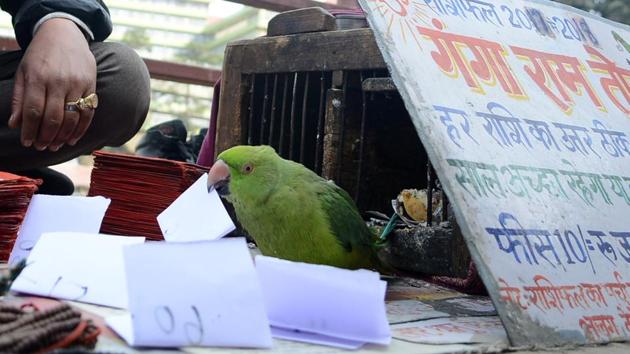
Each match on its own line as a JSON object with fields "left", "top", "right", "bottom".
{"left": 0, "top": 172, "right": 40, "bottom": 262}
{"left": 88, "top": 151, "right": 208, "bottom": 241}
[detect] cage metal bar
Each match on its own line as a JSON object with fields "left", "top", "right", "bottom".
{"left": 269, "top": 74, "right": 279, "bottom": 145}
{"left": 355, "top": 71, "right": 368, "bottom": 202}
{"left": 442, "top": 193, "right": 449, "bottom": 222}
{"left": 247, "top": 74, "right": 257, "bottom": 145}
{"left": 260, "top": 75, "right": 270, "bottom": 144}
{"left": 314, "top": 72, "right": 326, "bottom": 175}
{"left": 289, "top": 73, "right": 299, "bottom": 160}
{"left": 322, "top": 88, "right": 344, "bottom": 182}
{"left": 427, "top": 162, "right": 435, "bottom": 226}
{"left": 336, "top": 71, "right": 349, "bottom": 182}
{"left": 299, "top": 73, "right": 311, "bottom": 163}
{"left": 279, "top": 74, "right": 290, "bottom": 155}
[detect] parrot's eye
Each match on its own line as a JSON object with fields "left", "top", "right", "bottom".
{"left": 242, "top": 163, "right": 254, "bottom": 174}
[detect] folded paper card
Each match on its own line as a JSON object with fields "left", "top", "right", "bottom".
{"left": 157, "top": 173, "right": 235, "bottom": 242}
{"left": 9, "top": 195, "right": 111, "bottom": 266}
{"left": 255, "top": 255, "right": 391, "bottom": 349}
{"left": 11, "top": 232, "right": 144, "bottom": 308}
{"left": 108, "top": 238, "right": 272, "bottom": 348}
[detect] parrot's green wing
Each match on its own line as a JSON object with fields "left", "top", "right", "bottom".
{"left": 316, "top": 180, "right": 375, "bottom": 253}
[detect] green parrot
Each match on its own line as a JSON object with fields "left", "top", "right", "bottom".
{"left": 207, "top": 145, "right": 379, "bottom": 270}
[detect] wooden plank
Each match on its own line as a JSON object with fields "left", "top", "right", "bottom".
{"left": 321, "top": 88, "right": 344, "bottom": 181}
{"left": 0, "top": 37, "right": 19, "bottom": 51}
{"left": 224, "top": 0, "right": 354, "bottom": 12}
{"left": 215, "top": 43, "right": 250, "bottom": 157}
{"left": 227, "top": 28, "right": 386, "bottom": 73}
{"left": 143, "top": 59, "right": 221, "bottom": 87}
{"left": 267, "top": 7, "right": 337, "bottom": 36}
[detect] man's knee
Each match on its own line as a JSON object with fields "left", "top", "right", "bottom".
{"left": 91, "top": 42, "right": 150, "bottom": 146}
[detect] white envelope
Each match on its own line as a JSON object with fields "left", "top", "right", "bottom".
{"left": 10, "top": 232, "right": 144, "bottom": 308}
{"left": 255, "top": 255, "right": 391, "bottom": 349}
{"left": 109, "top": 238, "right": 272, "bottom": 348}
{"left": 157, "top": 173, "right": 235, "bottom": 242}
{"left": 9, "top": 195, "right": 110, "bottom": 266}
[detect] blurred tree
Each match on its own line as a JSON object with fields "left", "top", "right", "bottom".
{"left": 121, "top": 27, "right": 152, "bottom": 52}
{"left": 555, "top": 0, "right": 596, "bottom": 11}
{"left": 554, "top": 0, "right": 629, "bottom": 25}
{"left": 177, "top": 8, "right": 259, "bottom": 67}
{"left": 596, "top": 0, "right": 630, "bottom": 25}
{"left": 176, "top": 28, "right": 224, "bottom": 66}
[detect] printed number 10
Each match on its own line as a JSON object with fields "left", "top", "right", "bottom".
{"left": 154, "top": 305, "right": 204, "bottom": 345}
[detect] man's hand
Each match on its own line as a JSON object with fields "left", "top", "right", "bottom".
{"left": 7, "top": 18, "right": 96, "bottom": 151}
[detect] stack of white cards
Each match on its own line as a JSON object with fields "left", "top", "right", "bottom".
{"left": 10, "top": 174, "right": 391, "bottom": 350}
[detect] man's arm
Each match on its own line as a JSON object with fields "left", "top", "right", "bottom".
{"left": 0, "top": 0, "right": 112, "bottom": 48}
{"left": 3, "top": 1, "right": 115, "bottom": 151}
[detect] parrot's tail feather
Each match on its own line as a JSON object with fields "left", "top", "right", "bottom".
{"left": 378, "top": 213, "right": 399, "bottom": 243}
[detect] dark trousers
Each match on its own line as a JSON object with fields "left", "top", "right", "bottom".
{"left": 0, "top": 42, "right": 150, "bottom": 171}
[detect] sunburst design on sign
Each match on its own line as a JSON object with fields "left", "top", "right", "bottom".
{"left": 364, "top": 0, "right": 434, "bottom": 48}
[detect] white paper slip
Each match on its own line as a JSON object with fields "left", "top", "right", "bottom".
{"left": 157, "top": 173, "right": 235, "bottom": 242}
{"left": 271, "top": 326, "right": 364, "bottom": 350}
{"left": 9, "top": 195, "right": 111, "bottom": 266}
{"left": 255, "top": 255, "right": 391, "bottom": 349}
{"left": 106, "top": 313, "right": 135, "bottom": 345}
{"left": 10, "top": 232, "right": 144, "bottom": 309}
{"left": 115, "top": 238, "right": 272, "bottom": 348}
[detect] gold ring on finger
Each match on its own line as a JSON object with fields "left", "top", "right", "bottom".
{"left": 65, "top": 93, "right": 98, "bottom": 112}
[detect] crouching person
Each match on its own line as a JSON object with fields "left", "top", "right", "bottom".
{"left": 0, "top": 0, "right": 150, "bottom": 195}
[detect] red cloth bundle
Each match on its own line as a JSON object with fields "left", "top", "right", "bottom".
{"left": 0, "top": 172, "right": 40, "bottom": 262}
{"left": 88, "top": 151, "right": 208, "bottom": 241}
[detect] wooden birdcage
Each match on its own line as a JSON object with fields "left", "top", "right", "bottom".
{"left": 214, "top": 8, "right": 472, "bottom": 279}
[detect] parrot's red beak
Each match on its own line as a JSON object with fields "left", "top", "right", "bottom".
{"left": 207, "top": 159, "right": 231, "bottom": 195}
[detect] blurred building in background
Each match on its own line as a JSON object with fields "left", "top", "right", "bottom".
{"left": 109, "top": 0, "right": 273, "bottom": 137}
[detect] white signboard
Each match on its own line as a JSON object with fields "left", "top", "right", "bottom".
{"left": 359, "top": 0, "right": 630, "bottom": 347}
